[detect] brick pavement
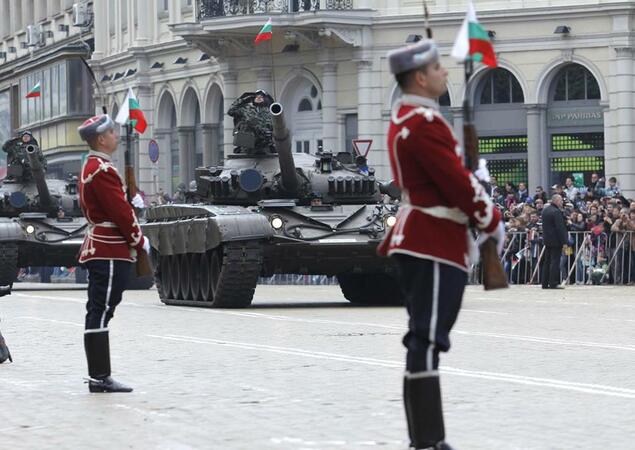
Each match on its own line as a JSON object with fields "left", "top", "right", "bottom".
{"left": 0, "top": 284, "right": 633, "bottom": 449}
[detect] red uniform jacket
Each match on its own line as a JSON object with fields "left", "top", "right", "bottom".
{"left": 377, "top": 95, "right": 501, "bottom": 272}
{"left": 78, "top": 151, "right": 144, "bottom": 263}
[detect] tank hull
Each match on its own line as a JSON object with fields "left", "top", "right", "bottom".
{"left": 142, "top": 201, "right": 401, "bottom": 308}
{"left": 0, "top": 215, "right": 153, "bottom": 295}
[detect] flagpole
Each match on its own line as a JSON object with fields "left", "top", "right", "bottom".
{"left": 269, "top": 33, "right": 276, "bottom": 100}
{"left": 39, "top": 87, "right": 43, "bottom": 148}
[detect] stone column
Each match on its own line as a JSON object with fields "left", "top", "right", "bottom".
{"left": 222, "top": 71, "right": 238, "bottom": 157}
{"left": 319, "top": 62, "right": 338, "bottom": 153}
{"left": 21, "top": 0, "right": 31, "bottom": 29}
{"left": 154, "top": 129, "right": 172, "bottom": 195}
{"left": 135, "top": 0, "right": 152, "bottom": 46}
{"left": 127, "top": 0, "right": 135, "bottom": 47}
{"left": 356, "top": 59, "right": 387, "bottom": 178}
{"left": 609, "top": 47, "right": 635, "bottom": 197}
{"left": 177, "top": 126, "right": 195, "bottom": 185}
{"left": 9, "top": 0, "right": 19, "bottom": 34}
{"left": 34, "top": 0, "right": 45, "bottom": 22}
{"left": 525, "top": 104, "right": 547, "bottom": 191}
{"left": 254, "top": 68, "right": 273, "bottom": 96}
{"left": 92, "top": 0, "right": 108, "bottom": 59}
{"left": 135, "top": 85, "right": 154, "bottom": 194}
{"left": 201, "top": 123, "right": 216, "bottom": 167}
{"left": 168, "top": 0, "right": 182, "bottom": 24}
{"left": 114, "top": 0, "right": 122, "bottom": 53}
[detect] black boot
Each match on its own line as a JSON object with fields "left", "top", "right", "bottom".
{"left": 84, "top": 330, "right": 132, "bottom": 393}
{"left": 404, "top": 372, "right": 453, "bottom": 450}
{"left": 0, "top": 329, "right": 12, "bottom": 363}
{"left": 88, "top": 376, "right": 133, "bottom": 393}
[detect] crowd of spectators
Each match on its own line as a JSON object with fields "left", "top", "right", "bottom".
{"left": 488, "top": 173, "right": 635, "bottom": 285}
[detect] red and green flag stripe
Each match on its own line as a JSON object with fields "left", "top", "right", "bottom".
{"left": 26, "top": 82, "right": 41, "bottom": 98}
{"left": 254, "top": 18, "right": 272, "bottom": 45}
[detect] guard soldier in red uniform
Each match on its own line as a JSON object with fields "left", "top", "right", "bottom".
{"left": 77, "top": 115, "right": 150, "bottom": 393}
{"left": 378, "top": 40, "right": 504, "bottom": 449}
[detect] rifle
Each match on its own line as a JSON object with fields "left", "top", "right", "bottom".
{"left": 421, "top": 0, "right": 507, "bottom": 290}
{"left": 462, "top": 59, "right": 508, "bottom": 290}
{"left": 124, "top": 123, "right": 153, "bottom": 277}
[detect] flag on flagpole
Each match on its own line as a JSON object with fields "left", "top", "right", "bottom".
{"left": 26, "top": 82, "right": 41, "bottom": 98}
{"left": 254, "top": 17, "right": 272, "bottom": 45}
{"left": 115, "top": 88, "right": 147, "bottom": 133}
{"left": 451, "top": 1, "right": 497, "bottom": 68}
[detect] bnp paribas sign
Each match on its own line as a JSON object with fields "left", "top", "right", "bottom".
{"left": 548, "top": 106, "right": 604, "bottom": 127}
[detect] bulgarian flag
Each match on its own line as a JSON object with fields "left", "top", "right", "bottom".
{"left": 26, "top": 82, "right": 41, "bottom": 98}
{"left": 254, "top": 17, "right": 272, "bottom": 45}
{"left": 451, "top": 0, "right": 497, "bottom": 68}
{"left": 115, "top": 87, "right": 147, "bottom": 133}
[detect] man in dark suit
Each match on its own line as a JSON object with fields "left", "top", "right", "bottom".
{"left": 541, "top": 194, "right": 568, "bottom": 289}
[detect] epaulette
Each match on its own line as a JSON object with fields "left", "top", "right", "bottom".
{"left": 81, "top": 157, "right": 116, "bottom": 185}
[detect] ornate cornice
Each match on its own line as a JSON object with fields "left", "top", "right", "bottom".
{"left": 318, "top": 26, "right": 362, "bottom": 47}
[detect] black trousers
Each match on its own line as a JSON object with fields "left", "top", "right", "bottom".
{"left": 85, "top": 260, "right": 131, "bottom": 330}
{"left": 393, "top": 255, "right": 467, "bottom": 373}
{"left": 541, "top": 246, "right": 562, "bottom": 288}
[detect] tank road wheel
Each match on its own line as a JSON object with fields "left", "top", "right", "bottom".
{"left": 179, "top": 254, "right": 193, "bottom": 300}
{"left": 0, "top": 243, "right": 18, "bottom": 297}
{"left": 198, "top": 251, "right": 213, "bottom": 302}
{"left": 337, "top": 273, "right": 404, "bottom": 306}
{"left": 207, "top": 241, "right": 261, "bottom": 308}
{"left": 169, "top": 255, "right": 182, "bottom": 300}
{"left": 156, "top": 255, "right": 172, "bottom": 303}
{"left": 188, "top": 253, "right": 202, "bottom": 301}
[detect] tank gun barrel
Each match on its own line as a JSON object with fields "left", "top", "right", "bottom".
{"left": 25, "top": 144, "right": 53, "bottom": 208}
{"left": 270, "top": 103, "right": 299, "bottom": 195}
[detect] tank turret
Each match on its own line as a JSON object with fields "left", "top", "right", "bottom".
{"left": 25, "top": 144, "right": 53, "bottom": 208}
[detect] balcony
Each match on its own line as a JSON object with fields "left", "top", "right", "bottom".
{"left": 198, "top": 0, "right": 354, "bottom": 19}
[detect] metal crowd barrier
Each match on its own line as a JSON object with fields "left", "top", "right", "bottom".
{"left": 470, "top": 230, "right": 635, "bottom": 286}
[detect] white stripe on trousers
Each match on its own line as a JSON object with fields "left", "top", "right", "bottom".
{"left": 99, "top": 260, "right": 114, "bottom": 329}
{"left": 426, "top": 262, "right": 440, "bottom": 371}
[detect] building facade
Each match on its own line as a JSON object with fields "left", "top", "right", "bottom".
{"left": 3, "top": 1, "right": 634, "bottom": 199}
{"left": 0, "top": 0, "right": 97, "bottom": 179}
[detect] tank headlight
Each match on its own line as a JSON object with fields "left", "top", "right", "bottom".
{"left": 270, "top": 216, "right": 284, "bottom": 230}
{"left": 26, "top": 225, "right": 35, "bottom": 234}
{"left": 385, "top": 215, "right": 397, "bottom": 228}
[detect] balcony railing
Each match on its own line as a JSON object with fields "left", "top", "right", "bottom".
{"left": 198, "top": 0, "right": 354, "bottom": 19}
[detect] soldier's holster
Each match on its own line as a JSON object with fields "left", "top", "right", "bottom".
{"left": 404, "top": 373, "right": 445, "bottom": 448}
{"left": 84, "top": 330, "right": 111, "bottom": 379}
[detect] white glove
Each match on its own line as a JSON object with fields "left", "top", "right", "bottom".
{"left": 131, "top": 193, "right": 145, "bottom": 209}
{"left": 492, "top": 221, "right": 506, "bottom": 255}
{"left": 142, "top": 236, "right": 151, "bottom": 254}
{"left": 473, "top": 158, "right": 491, "bottom": 183}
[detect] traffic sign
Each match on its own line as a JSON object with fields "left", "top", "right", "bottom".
{"left": 148, "top": 139, "right": 159, "bottom": 163}
{"left": 352, "top": 139, "right": 373, "bottom": 157}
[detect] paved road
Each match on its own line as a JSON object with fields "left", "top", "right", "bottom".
{"left": 0, "top": 284, "right": 633, "bottom": 450}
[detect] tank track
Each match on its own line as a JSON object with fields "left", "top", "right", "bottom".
{"left": 0, "top": 243, "right": 18, "bottom": 297}
{"left": 156, "top": 240, "right": 262, "bottom": 308}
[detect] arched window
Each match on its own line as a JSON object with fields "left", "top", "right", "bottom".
{"left": 478, "top": 69, "right": 524, "bottom": 104}
{"left": 552, "top": 64, "right": 600, "bottom": 101}
{"left": 298, "top": 98, "right": 313, "bottom": 112}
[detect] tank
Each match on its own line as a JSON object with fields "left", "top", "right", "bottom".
{"left": 143, "top": 96, "right": 403, "bottom": 308}
{"left": 0, "top": 137, "right": 153, "bottom": 295}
